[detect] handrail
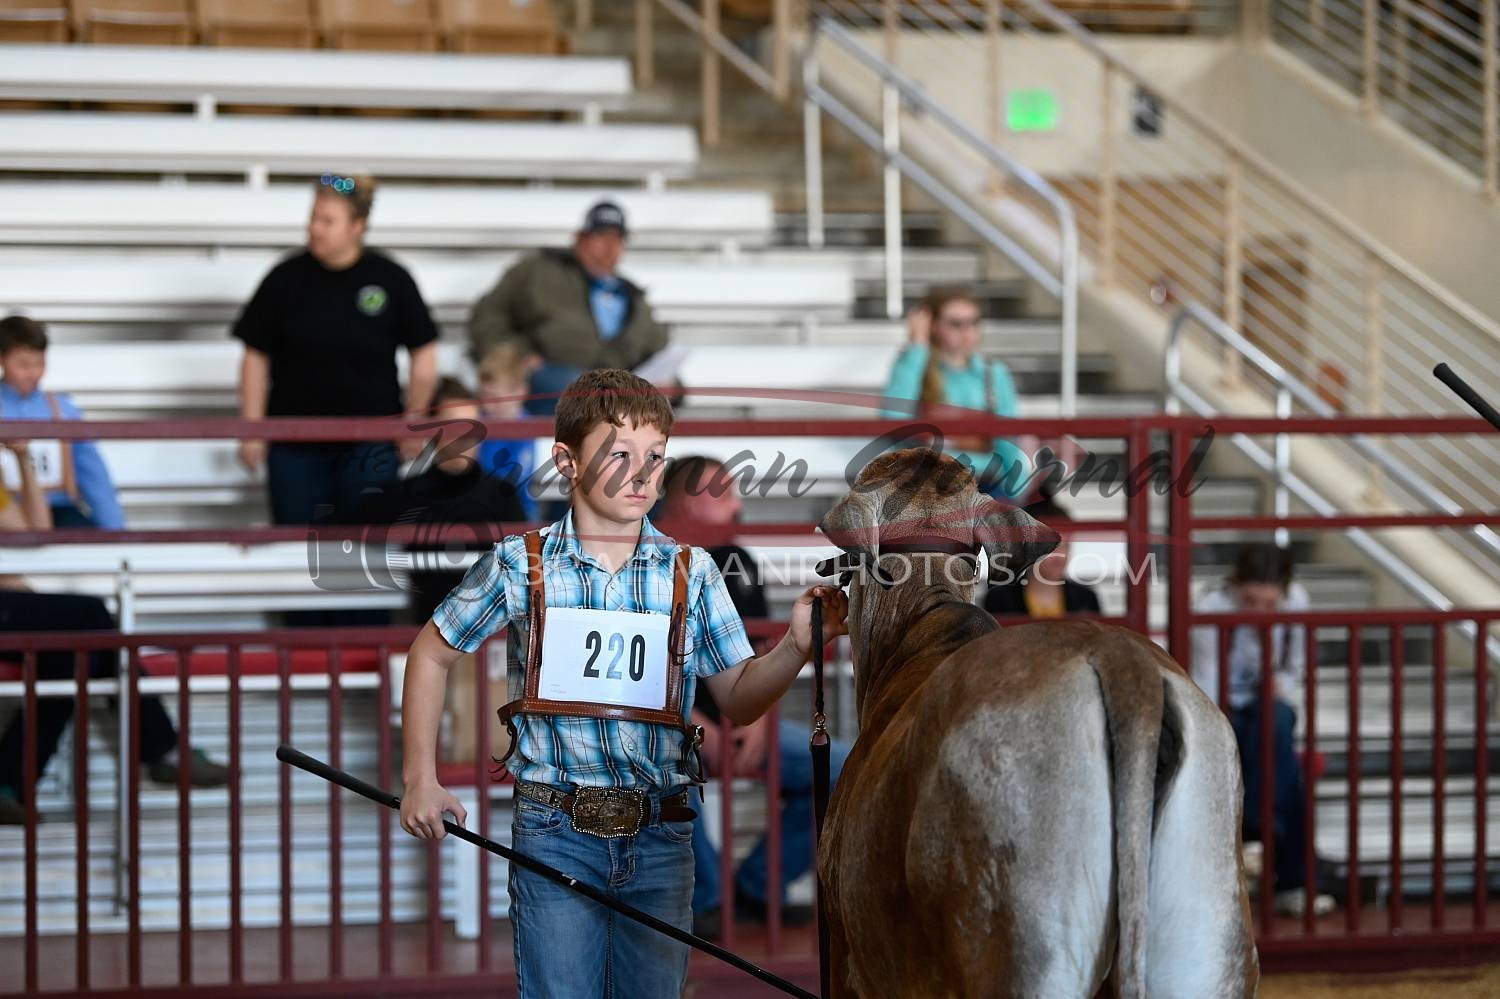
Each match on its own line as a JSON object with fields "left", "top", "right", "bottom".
{"left": 1166, "top": 300, "right": 1500, "bottom": 567}
{"left": 652, "top": 0, "right": 780, "bottom": 96}
{"left": 1269, "top": 0, "right": 1497, "bottom": 195}
{"left": 1004, "top": 0, "right": 1500, "bottom": 346}
{"left": 808, "top": 17, "right": 1081, "bottom": 413}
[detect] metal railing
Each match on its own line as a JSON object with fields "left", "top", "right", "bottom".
{"left": 811, "top": 0, "right": 1500, "bottom": 519}
{"left": 2, "top": 412, "right": 1498, "bottom": 992}
{"left": 801, "top": 19, "right": 1082, "bottom": 412}
{"left": 1266, "top": 0, "right": 1499, "bottom": 196}
{"left": 826, "top": 0, "right": 1244, "bottom": 35}
{"left": 629, "top": 0, "right": 1082, "bottom": 413}
{"left": 1166, "top": 302, "right": 1500, "bottom": 683}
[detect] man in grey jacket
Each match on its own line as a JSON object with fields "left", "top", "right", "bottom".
{"left": 468, "top": 200, "right": 668, "bottom": 415}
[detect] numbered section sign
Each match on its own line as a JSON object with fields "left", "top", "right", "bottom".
{"left": 538, "top": 606, "right": 672, "bottom": 712}
{"left": 0, "top": 440, "right": 67, "bottom": 493}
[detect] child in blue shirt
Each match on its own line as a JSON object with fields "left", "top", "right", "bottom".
{"left": 0, "top": 315, "right": 125, "bottom": 530}
{"left": 398, "top": 368, "right": 848, "bottom": 998}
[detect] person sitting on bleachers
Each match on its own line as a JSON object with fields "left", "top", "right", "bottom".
{"left": 982, "top": 490, "right": 1101, "bottom": 617}
{"left": 364, "top": 377, "right": 528, "bottom": 623}
{"left": 0, "top": 447, "right": 226, "bottom": 826}
{"left": 1190, "top": 543, "right": 1336, "bottom": 918}
{"left": 0, "top": 315, "right": 126, "bottom": 530}
{"left": 467, "top": 200, "right": 668, "bottom": 417}
{"left": 882, "top": 286, "right": 1029, "bottom": 500}
{"left": 475, "top": 339, "right": 542, "bottom": 521}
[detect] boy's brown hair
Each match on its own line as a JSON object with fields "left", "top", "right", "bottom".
{"left": 428, "top": 376, "right": 477, "bottom": 417}
{"left": 477, "top": 339, "right": 537, "bottom": 385}
{"left": 0, "top": 315, "right": 47, "bottom": 355}
{"left": 554, "top": 369, "right": 674, "bottom": 452}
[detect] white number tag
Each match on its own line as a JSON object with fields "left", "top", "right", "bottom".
{"left": 538, "top": 606, "right": 671, "bottom": 711}
{"left": 0, "top": 441, "right": 66, "bottom": 493}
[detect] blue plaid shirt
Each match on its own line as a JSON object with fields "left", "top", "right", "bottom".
{"left": 433, "top": 509, "right": 755, "bottom": 792}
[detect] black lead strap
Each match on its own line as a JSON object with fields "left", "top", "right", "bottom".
{"left": 809, "top": 596, "right": 833, "bottom": 999}
{"left": 275, "top": 745, "right": 817, "bottom": 999}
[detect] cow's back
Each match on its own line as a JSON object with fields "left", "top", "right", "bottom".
{"left": 822, "top": 622, "right": 1121, "bottom": 996}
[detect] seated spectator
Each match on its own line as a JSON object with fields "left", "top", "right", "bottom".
{"left": 0, "top": 315, "right": 125, "bottom": 530}
{"left": 467, "top": 200, "right": 668, "bottom": 417}
{"left": 882, "top": 287, "right": 1029, "bottom": 500}
{"left": 983, "top": 491, "right": 1100, "bottom": 617}
{"left": 1190, "top": 543, "right": 1335, "bottom": 917}
{"left": 655, "top": 455, "right": 852, "bottom": 938}
{"left": 365, "top": 377, "right": 528, "bottom": 622}
{"left": 475, "top": 339, "right": 542, "bottom": 521}
{"left": 0, "top": 455, "right": 225, "bottom": 825}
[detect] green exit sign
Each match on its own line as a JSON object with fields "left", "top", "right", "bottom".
{"left": 1006, "top": 89, "right": 1059, "bottom": 133}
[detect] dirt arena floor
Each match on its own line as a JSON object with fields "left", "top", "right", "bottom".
{"left": 1263, "top": 964, "right": 1500, "bottom": 998}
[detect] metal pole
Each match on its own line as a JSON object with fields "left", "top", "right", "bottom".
{"left": 1392, "top": 0, "right": 1409, "bottom": 105}
{"left": 702, "top": 0, "right": 721, "bottom": 147}
{"left": 985, "top": 0, "right": 1002, "bottom": 192}
{"left": 635, "top": 0, "right": 655, "bottom": 90}
{"left": 1060, "top": 208, "right": 1079, "bottom": 417}
{"left": 1364, "top": 254, "right": 1387, "bottom": 505}
{"left": 883, "top": 0, "right": 897, "bottom": 63}
{"left": 113, "top": 562, "right": 134, "bottom": 915}
{"left": 1274, "top": 385, "right": 1292, "bottom": 549}
{"left": 803, "top": 48, "right": 825, "bottom": 250}
{"left": 1361, "top": 0, "right": 1379, "bottom": 116}
{"left": 1223, "top": 154, "right": 1244, "bottom": 386}
{"left": 773, "top": 0, "right": 791, "bottom": 102}
{"left": 1484, "top": 0, "right": 1498, "bottom": 198}
{"left": 1098, "top": 65, "right": 1117, "bottom": 286}
{"left": 882, "top": 80, "right": 904, "bottom": 320}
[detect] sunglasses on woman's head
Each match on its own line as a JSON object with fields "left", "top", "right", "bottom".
{"left": 319, "top": 173, "right": 357, "bottom": 195}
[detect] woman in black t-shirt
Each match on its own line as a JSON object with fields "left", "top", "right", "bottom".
{"left": 233, "top": 174, "right": 440, "bottom": 531}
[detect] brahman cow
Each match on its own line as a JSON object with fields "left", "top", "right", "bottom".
{"left": 815, "top": 448, "right": 1257, "bottom": 998}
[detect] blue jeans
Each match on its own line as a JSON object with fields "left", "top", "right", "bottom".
{"left": 267, "top": 441, "right": 399, "bottom": 626}
{"left": 525, "top": 361, "right": 586, "bottom": 417}
{"left": 1230, "top": 698, "right": 1311, "bottom": 891}
{"left": 510, "top": 789, "right": 695, "bottom": 999}
{"left": 266, "top": 441, "right": 399, "bottom": 526}
{"left": 691, "top": 720, "right": 852, "bottom": 913}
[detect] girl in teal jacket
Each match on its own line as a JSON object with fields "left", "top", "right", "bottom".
{"left": 882, "top": 287, "right": 1029, "bottom": 499}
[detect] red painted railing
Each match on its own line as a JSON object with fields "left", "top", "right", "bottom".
{"left": 0, "top": 412, "right": 1496, "bottom": 992}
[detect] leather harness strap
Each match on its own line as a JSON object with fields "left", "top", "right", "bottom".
{"left": 495, "top": 528, "right": 701, "bottom": 776}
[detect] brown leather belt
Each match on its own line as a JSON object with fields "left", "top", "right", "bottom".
{"left": 516, "top": 779, "right": 696, "bottom": 838}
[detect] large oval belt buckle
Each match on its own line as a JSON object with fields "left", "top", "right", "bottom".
{"left": 572, "top": 786, "right": 646, "bottom": 838}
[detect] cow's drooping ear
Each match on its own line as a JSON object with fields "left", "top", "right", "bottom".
{"left": 817, "top": 487, "right": 879, "bottom": 567}
{"left": 972, "top": 502, "right": 1059, "bottom": 581}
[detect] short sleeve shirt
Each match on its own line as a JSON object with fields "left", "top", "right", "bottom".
{"left": 433, "top": 509, "right": 755, "bottom": 791}
{"left": 232, "top": 249, "right": 439, "bottom": 417}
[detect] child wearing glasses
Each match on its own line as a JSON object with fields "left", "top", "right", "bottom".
{"left": 882, "top": 286, "right": 1030, "bottom": 500}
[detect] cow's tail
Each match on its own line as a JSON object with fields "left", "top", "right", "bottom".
{"left": 1090, "top": 632, "right": 1171, "bottom": 999}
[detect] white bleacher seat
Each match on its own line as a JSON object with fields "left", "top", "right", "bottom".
{"left": 0, "top": 183, "right": 774, "bottom": 249}
{"left": 0, "top": 113, "right": 696, "bottom": 182}
{"left": 0, "top": 254, "right": 852, "bottom": 326}
{"left": 0, "top": 44, "right": 630, "bottom": 112}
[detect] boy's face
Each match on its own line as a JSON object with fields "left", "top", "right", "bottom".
{"left": 0, "top": 347, "right": 44, "bottom": 396}
{"left": 479, "top": 374, "right": 528, "bottom": 419}
{"left": 555, "top": 418, "right": 667, "bottom": 526}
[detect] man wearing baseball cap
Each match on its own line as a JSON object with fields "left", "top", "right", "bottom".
{"left": 468, "top": 199, "right": 668, "bottom": 416}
